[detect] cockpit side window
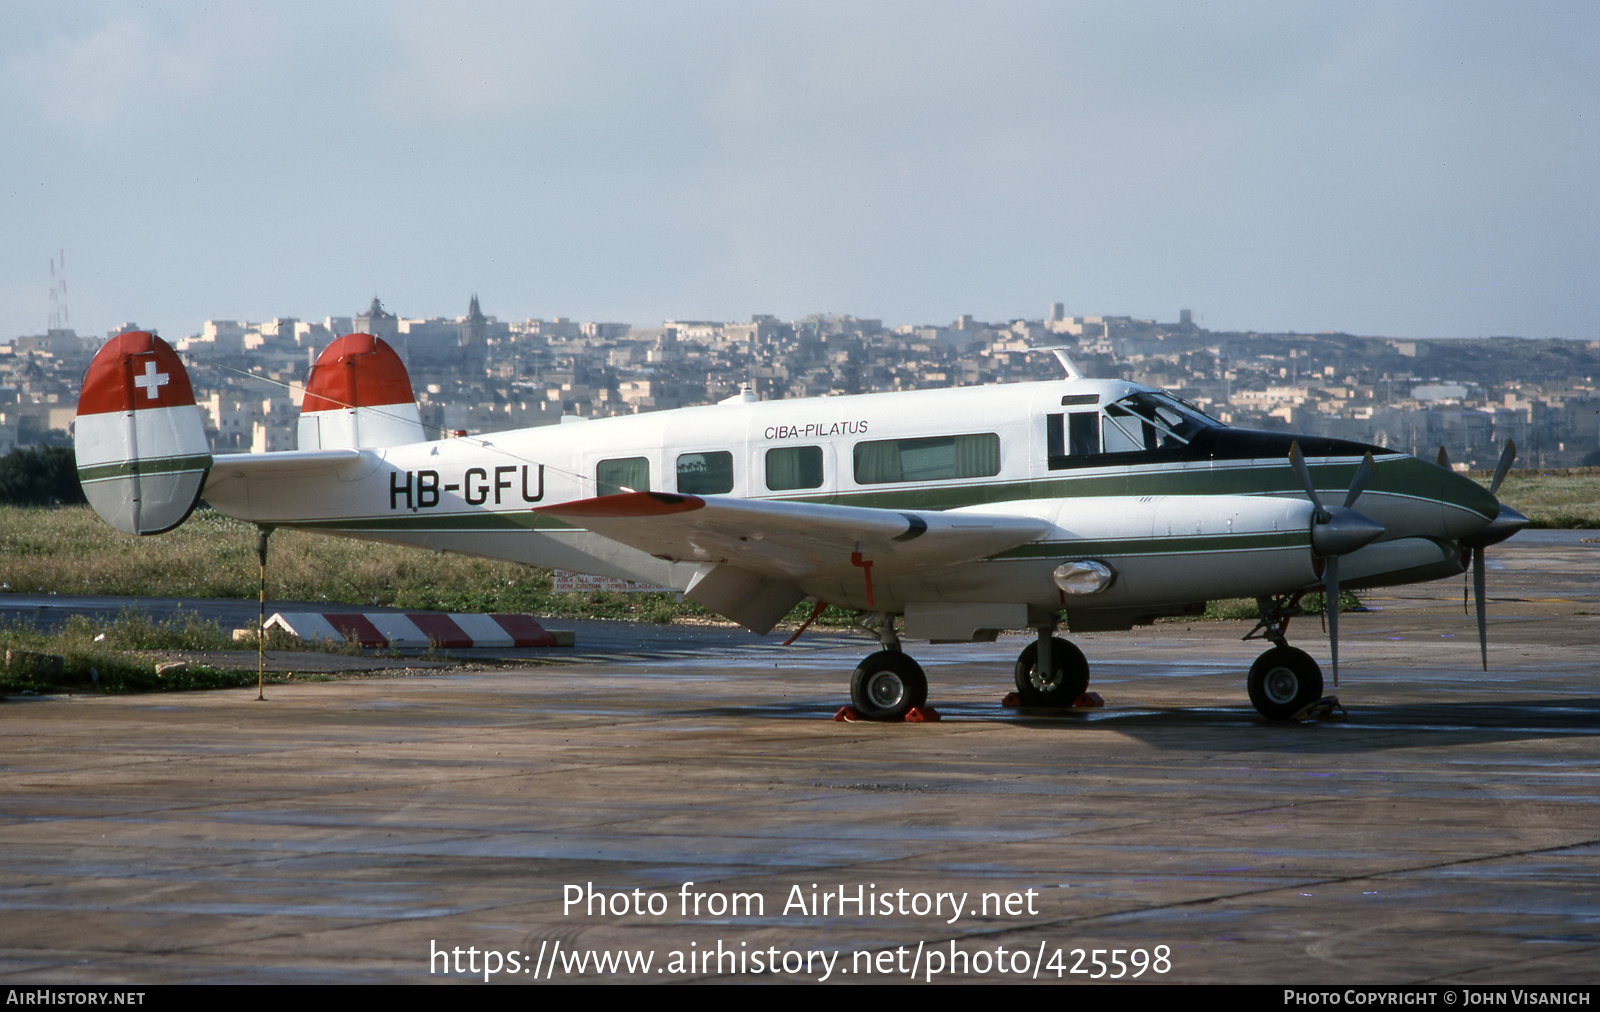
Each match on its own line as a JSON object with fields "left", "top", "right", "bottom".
{"left": 1047, "top": 412, "right": 1102, "bottom": 469}
{"left": 1103, "top": 404, "right": 1152, "bottom": 452}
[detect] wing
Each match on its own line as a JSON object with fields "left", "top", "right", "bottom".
{"left": 535, "top": 491, "right": 1050, "bottom": 633}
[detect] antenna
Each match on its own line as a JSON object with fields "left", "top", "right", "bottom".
{"left": 1028, "top": 344, "right": 1084, "bottom": 380}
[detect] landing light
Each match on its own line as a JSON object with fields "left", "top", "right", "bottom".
{"left": 1053, "top": 560, "right": 1115, "bottom": 595}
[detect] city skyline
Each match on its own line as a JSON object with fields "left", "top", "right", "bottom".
{"left": 3, "top": 2, "right": 1598, "bottom": 343}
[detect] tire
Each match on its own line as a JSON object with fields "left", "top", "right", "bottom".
{"left": 1013, "top": 637, "right": 1090, "bottom": 707}
{"left": 1247, "top": 646, "right": 1325, "bottom": 721}
{"left": 849, "top": 651, "right": 928, "bottom": 721}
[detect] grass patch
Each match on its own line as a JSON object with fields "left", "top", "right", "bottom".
{"left": 1493, "top": 473, "right": 1600, "bottom": 529}
{"left": 0, "top": 608, "right": 368, "bottom": 695}
{"left": 0, "top": 611, "right": 284, "bottom": 695}
{"left": 0, "top": 505, "right": 870, "bottom": 630}
{"left": 0, "top": 506, "right": 717, "bottom": 622}
{"left": 1183, "top": 592, "right": 1362, "bottom": 623}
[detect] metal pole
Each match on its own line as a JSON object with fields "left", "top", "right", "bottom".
{"left": 256, "top": 526, "right": 273, "bottom": 701}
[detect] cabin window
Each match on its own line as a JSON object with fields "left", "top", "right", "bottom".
{"left": 852, "top": 433, "right": 1000, "bottom": 485}
{"left": 597, "top": 456, "right": 650, "bottom": 496}
{"left": 677, "top": 451, "right": 734, "bottom": 495}
{"left": 766, "top": 445, "right": 824, "bottom": 490}
{"left": 1047, "top": 412, "right": 1101, "bottom": 469}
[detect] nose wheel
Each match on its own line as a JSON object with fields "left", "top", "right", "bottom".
{"left": 1247, "top": 646, "right": 1325, "bottom": 720}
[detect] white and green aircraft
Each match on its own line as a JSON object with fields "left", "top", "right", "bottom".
{"left": 74, "top": 330, "right": 1526, "bottom": 721}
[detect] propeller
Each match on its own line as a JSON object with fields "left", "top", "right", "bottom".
{"left": 1458, "top": 440, "right": 1529, "bottom": 670}
{"left": 1289, "top": 442, "right": 1384, "bottom": 687}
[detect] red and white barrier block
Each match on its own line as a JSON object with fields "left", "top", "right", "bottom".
{"left": 264, "top": 612, "right": 573, "bottom": 649}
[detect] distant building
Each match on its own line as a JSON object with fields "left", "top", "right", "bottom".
{"left": 461, "top": 294, "right": 487, "bottom": 349}
{"left": 355, "top": 297, "right": 399, "bottom": 344}
{"left": 355, "top": 297, "right": 403, "bottom": 364}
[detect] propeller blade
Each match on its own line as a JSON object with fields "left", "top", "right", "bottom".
{"left": 1489, "top": 439, "right": 1517, "bottom": 497}
{"left": 1288, "top": 441, "right": 1328, "bottom": 519}
{"left": 1436, "top": 445, "right": 1451, "bottom": 469}
{"left": 1473, "top": 545, "right": 1488, "bottom": 671}
{"left": 1325, "top": 555, "right": 1340, "bottom": 687}
{"left": 1343, "top": 451, "right": 1376, "bottom": 510}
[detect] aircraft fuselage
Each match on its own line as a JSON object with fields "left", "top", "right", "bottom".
{"left": 202, "top": 377, "right": 1497, "bottom": 631}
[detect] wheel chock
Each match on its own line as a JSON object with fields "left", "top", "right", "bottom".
{"left": 1000, "top": 691, "right": 1105, "bottom": 710}
{"left": 833, "top": 705, "right": 942, "bottom": 723}
{"left": 1292, "top": 695, "right": 1348, "bottom": 722}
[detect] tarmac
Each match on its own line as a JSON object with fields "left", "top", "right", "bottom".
{"left": 0, "top": 531, "right": 1596, "bottom": 985}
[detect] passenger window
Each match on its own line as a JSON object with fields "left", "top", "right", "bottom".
{"left": 766, "top": 445, "right": 824, "bottom": 490}
{"left": 677, "top": 451, "right": 734, "bottom": 494}
{"left": 853, "top": 433, "right": 1000, "bottom": 484}
{"left": 597, "top": 456, "right": 649, "bottom": 496}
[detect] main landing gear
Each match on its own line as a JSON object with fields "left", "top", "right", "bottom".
{"left": 845, "top": 619, "right": 1093, "bottom": 720}
{"left": 1243, "top": 594, "right": 1326, "bottom": 721}
{"left": 848, "top": 616, "right": 927, "bottom": 721}
{"left": 1013, "top": 630, "right": 1090, "bottom": 707}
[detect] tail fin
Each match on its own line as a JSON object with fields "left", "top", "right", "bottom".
{"left": 74, "top": 331, "right": 212, "bottom": 534}
{"left": 298, "top": 333, "right": 424, "bottom": 449}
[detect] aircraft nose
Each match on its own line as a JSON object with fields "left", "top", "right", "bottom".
{"left": 1311, "top": 506, "right": 1386, "bottom": 557}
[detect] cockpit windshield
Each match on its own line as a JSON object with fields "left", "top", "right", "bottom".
{"left": 1105, "top": 392, "right": 1219, "bottom": 448}
{"left": 1047, "top": 389, "right": 1222, "bottom": 468}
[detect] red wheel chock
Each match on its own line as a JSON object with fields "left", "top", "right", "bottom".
{"left": 1001, "top": 690, "right": 1104, "bottom": 709}
{"left": 833, "top": 705, "right": 942, "bottom": 723}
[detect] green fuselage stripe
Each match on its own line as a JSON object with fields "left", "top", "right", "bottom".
{"left": 993, "top": 531, "right": 1308, "bottom": 560}
{"left": 78, "top": 454, "right": 213, "bottom": 483}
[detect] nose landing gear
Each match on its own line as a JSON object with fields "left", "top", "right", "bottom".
{"left": 1243, "top": 593, "right": 1328, "bottom": 721}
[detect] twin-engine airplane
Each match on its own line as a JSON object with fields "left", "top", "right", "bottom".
{"left": 74, "top": 330, "right": 1527, "bottom": 721}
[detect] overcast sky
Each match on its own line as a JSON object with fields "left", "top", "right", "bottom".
{"left": 2, "top": 1, "right": 1596, "bottom": 342}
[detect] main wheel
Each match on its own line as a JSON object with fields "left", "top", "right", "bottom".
{"left": 1247, "top": 646, "right": 1325, "bottom": 721}
{"left": 849, "top": 651, "right": 928, "bottom": 721}
{"left": 1013, "top": 637, "right": 1090, "bottom": 707}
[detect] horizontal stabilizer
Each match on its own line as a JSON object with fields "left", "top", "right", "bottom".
{"left": 202, "top": 448, "right": 378, "bottom": 516}
{"left": 74, "top": 331, "right": 211, "bottom": 534}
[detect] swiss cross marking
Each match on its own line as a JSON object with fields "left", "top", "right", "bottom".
{"left": 133, "top": 359, "right": 170, "bottom": 400}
